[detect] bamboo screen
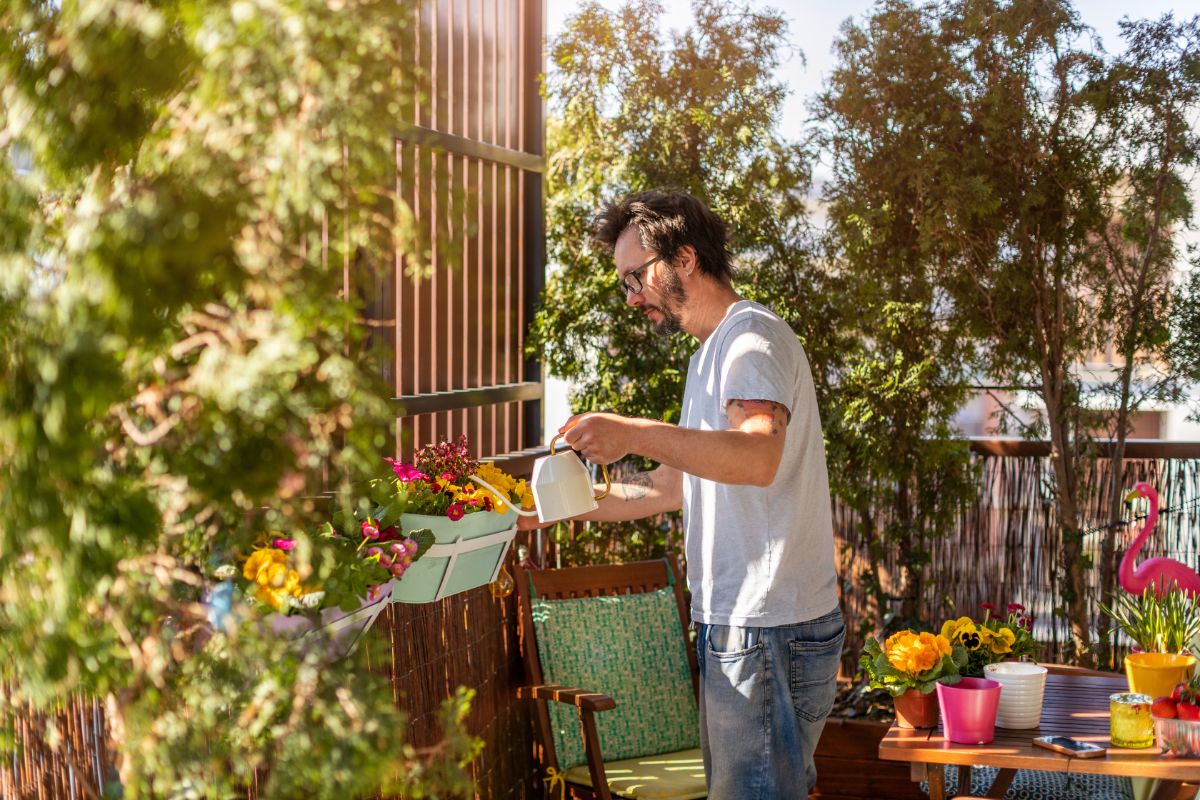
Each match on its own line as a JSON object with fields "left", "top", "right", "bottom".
{"left": 835, "top": 442, "right": 1200, "bottom": 670}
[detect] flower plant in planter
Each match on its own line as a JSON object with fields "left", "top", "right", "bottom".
{"left": 862, "top": 630, "right": 967, "bottom": 728}
{"left": 940, "top": 602, "right": 1038, "bottom": 676}
{"left": 331, "top": 435, "right": 534, "bottom": 604}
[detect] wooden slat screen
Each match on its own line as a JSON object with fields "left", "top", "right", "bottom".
{"left": 361, "top": 0, "right": 545, "bottom": 464}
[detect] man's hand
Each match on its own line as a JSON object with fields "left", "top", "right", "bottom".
{"left": 516, "top": 513, "right": 552, "bottom": 532}
{"left": 560, "top": 412, "right": 641, "bottom": 465}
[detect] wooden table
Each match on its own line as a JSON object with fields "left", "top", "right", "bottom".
{"left": 878, "top": 670, "right": 1200, "bottom": 800}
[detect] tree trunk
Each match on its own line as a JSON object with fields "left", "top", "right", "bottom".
{"left": 1041, "top": 365, "right": 1092, "bottom": 665}
{"left": 1099, "top": 362, "right": 1135, "bottom": 668}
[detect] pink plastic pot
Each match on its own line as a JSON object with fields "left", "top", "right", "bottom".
{"left": 936, "top": 677, "right": 1002, "bottom": 744}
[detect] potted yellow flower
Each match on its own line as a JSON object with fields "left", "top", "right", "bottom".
{"left": 861, "top": 630, "right": 967, "bottom": 728}
{"left": 940, "top": 602, "right": 1038, "bottom": 677}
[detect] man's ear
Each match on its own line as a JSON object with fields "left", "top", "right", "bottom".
{"left": 678, "top": 245, "right": 699, "bottom": 276}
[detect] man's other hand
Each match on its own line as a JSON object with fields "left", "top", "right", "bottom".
{"left": 560, "top": 412, "right": 639, "bottom": 465}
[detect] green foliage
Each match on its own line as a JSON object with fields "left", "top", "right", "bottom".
{"left": 817, "top": 0, "right": 1200, "bottom": 659}
{"left": 0, "top": 0, "right": 476, "bottom": 796}
{"left": 1098, "top": 587, "right": 1200, "bottom": 655}
{"left": 530, "top": 0, "right": 834, "bottom": 561}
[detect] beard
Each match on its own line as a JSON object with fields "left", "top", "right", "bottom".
{"left": 647, "top": 263, "right": 687, "bottom": 337}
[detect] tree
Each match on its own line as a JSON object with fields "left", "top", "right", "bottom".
{"left": 529, "top": 0, "right": 840, "bottom": 562}
{"left": 0, "top": 1, "right": 476, "bottom": 796}
{"left": 815, "top": 0, "right": 982, "bottom": 633}
{"left": 819, "top": 0, "right": 1200, "bottom": 663}
{"left": 1088, "top": 15, "right": 1200, "bottom": 664}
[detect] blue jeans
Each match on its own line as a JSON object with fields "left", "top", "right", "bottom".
{"left": 697, "top": 609, "right": 845, "bottom": 799}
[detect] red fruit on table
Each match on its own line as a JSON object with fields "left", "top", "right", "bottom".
{"left": 1176, "top": 701, "right": 1200, "bottom": 721}
{"left": 1152, "top": 696, "right": 1178, "bottom": 718}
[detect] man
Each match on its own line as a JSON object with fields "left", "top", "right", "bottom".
{"left": 522, "top": 189, "right": 842, "bottom": 799}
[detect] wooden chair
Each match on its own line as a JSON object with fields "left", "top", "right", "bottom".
{"left": 514, "top": 557, "right": 706, "bottom": 800}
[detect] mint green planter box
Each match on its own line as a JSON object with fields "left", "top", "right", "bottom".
{"left": 391, "top": 509, "right": 518, "bottom": 603}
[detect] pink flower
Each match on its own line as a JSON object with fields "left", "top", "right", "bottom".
{"left": 388, "top": 541, "right": 408, "bottom": 557}
{"left": 384, "top": 458, "right": 428, "bottom": 483}
{"left": 404, "top": 538, "right": 418, "bottom": 555}
{"left": 367, "top": 584, "right": 385, "bottom": 602}
{"left": 447, "top": 503, "right": 465, "bottom": 521}
{"left": 271, "top": 537, "right": 296, "bottom": 551}
{"left": 440, "top": 472, "right": 455, "bottom": 482}
{"left": 361, "top": 519, "right": 380, "bottom": 539}
{"left": 391, "top": 561, "right": 408, "bottom": 579}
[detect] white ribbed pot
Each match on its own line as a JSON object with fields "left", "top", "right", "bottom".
{"left": 984, "top": 661, "right": 1048, "bottom": 729}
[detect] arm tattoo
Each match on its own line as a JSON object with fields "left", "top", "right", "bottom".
{"left": 621, "top": 471, "right": 654, "bottom": 501}
{"left": 727, "top": 399, "right": 790, "bottom": 435}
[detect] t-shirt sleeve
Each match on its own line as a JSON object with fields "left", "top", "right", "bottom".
{"left": 718, "top": 319, "right": 797, "bottom": 417}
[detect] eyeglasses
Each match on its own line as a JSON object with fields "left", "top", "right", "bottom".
{"left": 619, "top": 255, "right": 663, "bottom": 297}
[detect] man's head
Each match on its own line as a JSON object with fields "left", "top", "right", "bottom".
{"left": 593, "top": 189, "right": 733, "bottom": 336}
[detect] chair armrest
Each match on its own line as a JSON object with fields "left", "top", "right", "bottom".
{"left": 517, "top": 684, "right": 617, "bottom": 712}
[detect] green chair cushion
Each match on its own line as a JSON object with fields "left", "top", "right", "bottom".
{"left": 531, "top": 586, "right": 700, "bottom": 771}
{"left": 563, "top": 747, "right": 707, "bottom": 800}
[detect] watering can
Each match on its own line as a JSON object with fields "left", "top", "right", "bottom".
{"left": 470, "top": 433, "right": 611, "bottom": 524}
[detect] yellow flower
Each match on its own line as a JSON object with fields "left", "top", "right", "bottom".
{"left": 242, "top": 547, "right": 287, "bottom": 582}
{"left": 254, "top": 584, "right": 287, "bottom": 611}
{"left": 941, "top": 617, "right": 983, "bottom": 651}
{"left": 263, "top": 561, "right": 290, "bottom": 589}
{"left": 990, "top": 626, "right": 1016, "bottom": 654}
{"left": 473, "top": 463, "right": 534, "bottom": 511}
{"left": 884, "top": 631, "right": 952, "bottom": 676}
{"left": 514, "top": 479, "right": 534, "bottom": 509}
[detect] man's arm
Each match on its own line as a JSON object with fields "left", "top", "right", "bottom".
{"left": 580, "top": 463, "right": 683, "bottom": 522}
{"left": 562, "top": 399, "right": 789, "bottom": 487}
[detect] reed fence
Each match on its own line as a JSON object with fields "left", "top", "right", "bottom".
{"left": 835, "top": 440, "right": 1200, "bottom": 669}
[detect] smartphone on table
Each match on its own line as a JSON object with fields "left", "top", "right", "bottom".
{"left": 1032, "top": 735, "right": 1106, "bottom": 757}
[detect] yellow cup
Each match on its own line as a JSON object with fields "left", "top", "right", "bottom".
{"left": 1124, "top": 652, "right": 1196, "bottom": 699}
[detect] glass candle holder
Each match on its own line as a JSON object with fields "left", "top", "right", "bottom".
{"left": 1110, "top": 692, "right": 1155, "bottom": 748}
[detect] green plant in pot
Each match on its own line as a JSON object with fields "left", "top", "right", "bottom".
{"left": 1099, "top": 586, "right": 1200, "bottom": 698}
{"left": 862, "top": 630, "right": 968, "bottom": 728}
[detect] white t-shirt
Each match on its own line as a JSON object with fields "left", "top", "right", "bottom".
{"left": 680, "top": 300, "right": 839, "bottom": 626}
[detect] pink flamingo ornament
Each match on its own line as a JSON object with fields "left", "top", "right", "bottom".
{"left": 1119, "top": 482, "right": 1200, "bottom": 598}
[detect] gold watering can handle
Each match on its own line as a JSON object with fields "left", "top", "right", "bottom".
{"left": 549, "top": 433, "right": 611, "bottom": 500}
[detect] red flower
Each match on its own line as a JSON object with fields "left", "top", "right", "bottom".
{"left": 446, "top": 503, "right": 465, "bottom": 521}
{"left": 1007, "top": 602, "right": 1026, "bottom": 613}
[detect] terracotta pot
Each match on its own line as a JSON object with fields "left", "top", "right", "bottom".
{"left": 893, "top": 688, "right": 939, "bottom": 729}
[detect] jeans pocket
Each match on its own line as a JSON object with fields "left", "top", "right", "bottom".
{"left": 788, "top": 619, "right": 846, "bottom": 722}
{"left": 706, "top": 624, "right": 764, "bottom": 661}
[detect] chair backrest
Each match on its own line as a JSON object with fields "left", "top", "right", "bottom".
{"left": 516, "top": 557, "right": 701, "bottom": 771}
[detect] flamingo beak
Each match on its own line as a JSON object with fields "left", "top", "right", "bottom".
{"left": 1124, "top": 488, "right": 1142, "bottom": 503}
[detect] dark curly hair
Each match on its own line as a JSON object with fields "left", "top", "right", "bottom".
{"left": 593, "top": 189, "right": 733, "bottom": 282}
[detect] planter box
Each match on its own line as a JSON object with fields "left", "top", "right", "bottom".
{"left": 267, "top": 579, "right": 395, "bottom": 661}
{"left": 812, "top": 717, "right": 926, "bottom": 800}
{"left": 391, "top": 510, "right": 518, "bottom": 604}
